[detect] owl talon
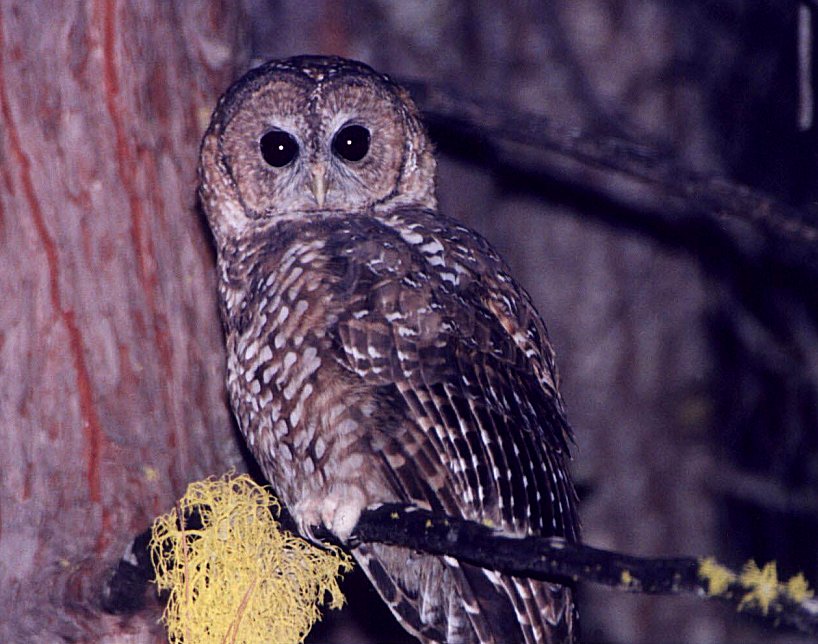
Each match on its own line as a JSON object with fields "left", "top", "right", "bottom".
{"left": 295, "top": 515, "right": 321, "bottom": 545}
{"left": 293, "top": 487, "right": 365, "bottom": 544}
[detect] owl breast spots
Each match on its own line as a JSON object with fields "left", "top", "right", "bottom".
{"left": 230, "top": 239, "right": 330, "bottom": 462}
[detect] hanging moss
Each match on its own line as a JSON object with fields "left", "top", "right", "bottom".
{"left": 150, "top": 472, "right": 352, "bottom": 644}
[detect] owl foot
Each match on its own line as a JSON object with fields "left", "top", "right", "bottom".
{"left": 293, "top": 486, "right": 366, "bottom": 544}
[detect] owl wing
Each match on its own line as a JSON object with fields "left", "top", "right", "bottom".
{"left": 324, "top": 211, "right": 579, "bottom": 642}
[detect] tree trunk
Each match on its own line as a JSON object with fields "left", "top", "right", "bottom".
{"left": 0, "top": 2, "right": 245, "bottom": 640}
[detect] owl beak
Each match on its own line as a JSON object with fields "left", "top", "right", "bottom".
{"left": 310, "top": 164, "right": 327, "bottom": 207}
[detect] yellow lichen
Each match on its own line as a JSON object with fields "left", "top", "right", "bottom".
{"left": 784, "top": 572, "right": 814, "bottom": 603}
{"left": 150, "top": 473, "right": 352, "bottom": 644}
{"left": 738, "top": 561, "right": 778, "bottom": 615}
{"left": 698, "top": 557, "right": 735, "bottom": 597}
{"left": 620, "top": 570, "right": 633, "bottom": 586}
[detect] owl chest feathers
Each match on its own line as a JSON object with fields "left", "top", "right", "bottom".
{"left": 217, "top": 210, "right": 560, "bottom": 512}
{"left": 217, "top": 212, "right": 463, "bottom": 496}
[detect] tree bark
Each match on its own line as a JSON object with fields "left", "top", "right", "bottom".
{"left": 0, "top": 2, "right": 245, "bottom": 640}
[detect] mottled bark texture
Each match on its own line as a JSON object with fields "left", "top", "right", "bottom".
{"left": 0, "top": 3, "right": 246, "bottom": 640}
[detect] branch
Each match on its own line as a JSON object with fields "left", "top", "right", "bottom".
{"left": 404, "top": 81, "right": 818, "bottom": 297}
{"left": 347, "top": 505, "right": 818, "bottom": 637}
{"left": 103, "top": 503, "right": 818, "bottom": 638}
{"left": 709, "top": 463, "right": 818, "bottom": 516}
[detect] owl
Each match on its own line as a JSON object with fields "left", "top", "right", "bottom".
{"left": 198, "top": 55, "right": 580, "bottom": 644}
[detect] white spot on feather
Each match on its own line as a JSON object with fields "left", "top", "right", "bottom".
{"left": 243, "top": 342, "right": 258, "bottom": 362}
{"left": 314, "top": 436, "right": 326, "bottom": 459}
{"left": 294, "top": 300, "right": 309, "bottom": 317}
{"left": 262, "top": 364, "right": 278, "bottom": 384}
{"left": 400, "top": 230, "right": 424, "bottom": 245}
{"left": 420, "top": 239, "right": 444, "bottom": 255}
{"left": 290, "top": 404, "right": 302, "bottom": 427}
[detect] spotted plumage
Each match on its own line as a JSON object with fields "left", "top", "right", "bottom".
{"left": 199, "top": 55, "right": 580, "bottom": 643}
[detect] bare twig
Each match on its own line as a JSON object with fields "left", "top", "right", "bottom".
{"left": 709, "top": 463, "right": 818, "bottom": 516}
{"left": 405, "top": 81, "right": 818, "bottom": 298}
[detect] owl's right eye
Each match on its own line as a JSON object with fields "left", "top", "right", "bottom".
{"left": 259, "top": 130, "right": 299, "bottom": 167}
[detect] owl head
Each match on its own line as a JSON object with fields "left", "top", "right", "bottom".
{"left": 199, "top": 55, "right": 437, "bottom": 246}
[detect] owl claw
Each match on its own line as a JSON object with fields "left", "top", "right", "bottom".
{"left": 296, "top": 516, "right": 321, "bottom": 545}
{"left": 293, "top": 487, "right": 366, "bottom": 544}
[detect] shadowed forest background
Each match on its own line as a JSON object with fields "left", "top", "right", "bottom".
{"left": 1, "top": 2, "right": 816, "bottom": 643}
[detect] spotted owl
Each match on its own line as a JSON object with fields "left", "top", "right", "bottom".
{"left": 198, "top": 55, "right": 580, "bottom": 644}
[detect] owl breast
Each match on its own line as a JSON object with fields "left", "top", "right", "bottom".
{"left": 222, "top": 215, "right": 422, "bottom": 530}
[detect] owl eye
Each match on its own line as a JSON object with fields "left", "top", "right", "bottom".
{"left": 332, "top": 124, "right": 370, "bottom": 162}
{"left": 259, "top": 130, "right": 299, "bottom": 167}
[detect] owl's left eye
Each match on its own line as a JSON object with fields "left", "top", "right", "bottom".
{"left": 259, "top": 130, "right": 299, "bottom": 167}
{"left": 332, "top": 125, "right": 370, "bottom": 162}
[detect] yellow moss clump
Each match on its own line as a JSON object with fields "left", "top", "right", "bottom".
{"left": 699, "top": 557, "right": 815, "bottom": 616}
{"left": 784, "top": 572, "right": 815, "bottom": 603}
{"left": 738, "top": 561, "right": 779, "bottom": 615}
{"left": 620, "top": 569, "right": 634, "bottom": 587}
{"left": 698, "top": 557, "right": 736, "bottom": 597}
{"left": 150, "top": 473, "right": 353, "bottom": 644}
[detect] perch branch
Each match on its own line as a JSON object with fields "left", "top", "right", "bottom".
{"left": 346, "top": 504, "right": 818, "bottom": 637}
{"left": 103, "top": 503, "right": 818, "bottom": 638}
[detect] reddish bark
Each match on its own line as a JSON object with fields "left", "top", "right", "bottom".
{"left": 0, "top": 2, "right": 245, "bottom": 639}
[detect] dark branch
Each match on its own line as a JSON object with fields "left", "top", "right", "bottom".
{"left": 709, "top": 463, "right": 818, "bottom": 516}
{"left": 345, "top": 504, "right": 818, "bottom": 638}
{"left": 104, "top": 503, "right": 818, "bottom": 638}
{"left": 404, "top": 81, "right": 818, "bottom": 301}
